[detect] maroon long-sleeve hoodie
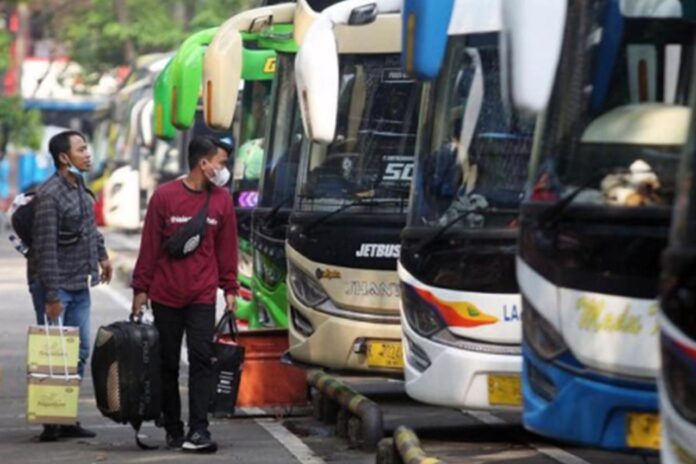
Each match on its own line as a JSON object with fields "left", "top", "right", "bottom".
{"left": 131, "top": 179, "right": 239, "bottom": 308}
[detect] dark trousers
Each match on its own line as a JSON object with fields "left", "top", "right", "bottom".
{"left": 152, "top": 301, "right": 215, "bottom": 435}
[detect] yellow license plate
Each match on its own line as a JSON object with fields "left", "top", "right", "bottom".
{"left": 487, "top": 374, "right": 522, "bottom": 406}
{"left": 366, "top": 341, "right": 404, "bottom": 369}
{"left": 626, "top": 413, "right": 661, "bottom": 450}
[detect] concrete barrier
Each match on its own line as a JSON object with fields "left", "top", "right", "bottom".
{"left": 307, "top": 370, "right": 384, "bottom": 450}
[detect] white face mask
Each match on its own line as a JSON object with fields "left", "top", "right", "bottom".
{"left": 208, "top": 166, "right": 231, "bottom": 187}
{"left": 63, "top": 155, "right": 87, "bottom": 176}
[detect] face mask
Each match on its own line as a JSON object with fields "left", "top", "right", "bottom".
{"left": 61, "top": 157, "right": 80, "bottom": 176}
{"left": 63, "top": 154, "right": 89, "bottom": 175}
{"left": 208, "top": 165, "right": 231, "bottom": 187}
{"left": 68, "top": 165, "right": 83, "bottom": 176}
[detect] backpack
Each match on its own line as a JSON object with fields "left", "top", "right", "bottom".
{"left": 91, "top": 317, "right": 162, "bottom": 450}
{"left": 10, "top": 192, "right": 36, "bottom": 247}
{"left": 9, "top": 184, "right": 96, "bottom": 254}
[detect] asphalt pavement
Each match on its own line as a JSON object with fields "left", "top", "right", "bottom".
{"left": 0, "top": 230, "right": 308, "bottom": 463}
{"left": 0, "top": 228, "right": 665, "bottom": 463}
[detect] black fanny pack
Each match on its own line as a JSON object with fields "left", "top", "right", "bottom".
{"left": 163, "top": 189, "right": 211, "bottom": 259}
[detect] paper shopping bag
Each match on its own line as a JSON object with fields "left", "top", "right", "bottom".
{"left": 27, "top": 325, "right": 79, "bottom": 375}
{"left": 26, "top": 374, "right": 80, "bottom": 425}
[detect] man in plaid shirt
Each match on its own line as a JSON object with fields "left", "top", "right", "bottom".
{"left": 28, "top": 130, "right": 113, "bottom": 442}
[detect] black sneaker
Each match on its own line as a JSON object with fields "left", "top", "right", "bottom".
{"left": 166, "top": 432, "right": 185, "bottom": 449}
{"left": 182, "top": 430, "right": 218, "bottom": 453}
{"left": 39, "top": 425, "right": 60, "bottom": 442}
{"left": 59, "top": 422, "right": 97, "bottom": 439}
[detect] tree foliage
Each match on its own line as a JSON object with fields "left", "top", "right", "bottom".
{"left": 0, "top": 97, "right": 43, "bottom": 151}
{"left": 54, "top": 0, "right": 259, "bottom": 73}
{"left": 0, "top": 8, "right": 42, "bottom": 152}
{"left": 0, "top": 28, "right": 10, "bottom": 72}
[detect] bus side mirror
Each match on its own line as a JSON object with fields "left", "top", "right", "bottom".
{"left": 296, "top": 0, "right": 403, "bottom": 143}
{"left": 203, "top": 3, "right": 295, "bottom": 130}
{"left": 130, "top": 96, "right": 149, "bottom": 149}
{"left": 139, "top": 99, "right": 155, "bottom": 149}
{"left": 295, "top": 14, "right": 339, "bottom": 144}
{"left": 204, "top": 30, "right": 244, "bottom": 131}
{"left": 401, "top": 0, "right": 454, "bottom": 79}
{"left": 502, "top": 0, "right": 567, "bottom": 113}
{"left": 153, "top": 61, "right": 177, "bottom": 140}
{"left": 171, "top": 27, "right": 218, "bottom": 131}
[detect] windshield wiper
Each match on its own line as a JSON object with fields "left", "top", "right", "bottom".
{"left": 262, "top": 194, "right": 294, "bottom": 227}
{"left": 413, "top": 207, "right": 515, "bottom": 254}
{"left": 373, "top": 185, "right": 410, "bottom": 197}
{"left": 303, "top": 197, "right": 401, "bottom": 234}
{"left": 537, "top": 172, "right": 608, "bottom": 228}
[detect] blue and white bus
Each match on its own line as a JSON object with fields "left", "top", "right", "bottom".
{"left": 504, "top": 0, "right": 695, "bottom": 451}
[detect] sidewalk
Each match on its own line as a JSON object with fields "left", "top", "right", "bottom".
{"left": 0, "top": 232, "right": 308, "bottom": 463}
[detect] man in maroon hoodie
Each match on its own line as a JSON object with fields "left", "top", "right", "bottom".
{"left": 131, "top": 135, "right": 238, "bottom": 453}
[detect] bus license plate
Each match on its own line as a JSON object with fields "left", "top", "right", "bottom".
{"left": 487, "top": 374, "right": 522, "bottom": 406}
{"left": 626, "top": 413, "right": 661, "bottom": 450}
{"left": 366, "top": 341, "right": 404, "bottom": 369}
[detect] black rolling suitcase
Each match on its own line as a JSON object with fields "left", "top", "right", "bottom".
{"left": 91, "top": 315, "right": 161, "bottom": 449}
{"left": 209, "top": 312, "right": 245, "bottom": 418}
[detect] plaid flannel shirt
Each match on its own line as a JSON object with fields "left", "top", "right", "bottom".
{"left": 27, "top": 173, "right": 108, "bottom": 302}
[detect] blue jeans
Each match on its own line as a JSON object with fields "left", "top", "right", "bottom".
{"left": 29, "top": 282, "right": 91, "bottom": 378}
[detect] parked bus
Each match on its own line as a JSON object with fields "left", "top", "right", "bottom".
{"left": 204, "top": 11, "right": 280, "bottom": 325}
{"left": 504, "top": 0, "right": 694, "bottom": 450}
{"left": 204, "top": 0, "right": 340, "bottom": 329}
{"left": 397, "top": 0, "right": 532, "bottom": 409}
{"left": 288, "top": 0, "right": 419, "bottom": 373}
{"left": 658, "top": 6, "right": 696, "bottom": 463}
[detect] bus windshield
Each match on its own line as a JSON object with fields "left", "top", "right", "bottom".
{"left": 409, "top": 34, "right": 533, "bottom": 230}
{"left": 529, "top": 14, "right": 694, "bottom": 211}
{"left": 233, "top": 80, "right": 272, "bottom": 209}
{"left": 258, "top": 53, "right": 304, "bottom": 210}
{"left": 296, "top": 54, "right": 421, "bottom": 214}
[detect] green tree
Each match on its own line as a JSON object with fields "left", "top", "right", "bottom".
{"left": 52, "top": 0, "right": 259, "bottom": 73}
{"left": 0, "top": 28, "right": 10, "bottom": 72}
{"left": 187, "top": 0, "right": 258, "bottom": 30}
{"left": 0, "top": 96, "right": 43, "bottom": 151}
{"left": 0, "top": 6, "right": 42, "bottom": 154}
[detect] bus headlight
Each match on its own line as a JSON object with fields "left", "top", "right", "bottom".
{"left": 522, "top": 298, "right": 567, "bottom": 361}
{"left": 288, "top": 264, "right": 329, "bottom": 307}
{"left": 404, "top": 334, "right": 431, "bottom": 372}
{"left": 401, "top": 283, "right": 446, "bottom": 337}
{"left": 255, "top": 251, "right": 283, "bottom": 287}
{"left": 662, "top": 332, "right": 696, "bottom": 424}
{"left": 291, "top": 306, "right": 315, "bottom": 337}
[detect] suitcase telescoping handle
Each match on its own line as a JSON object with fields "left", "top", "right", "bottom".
{"left": 213, "top": 311, "right": 239, "bottom": 342}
